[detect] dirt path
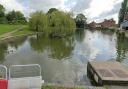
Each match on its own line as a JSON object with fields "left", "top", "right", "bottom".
{"left": 0, "top": 26, "right": 25, "bottom": 39}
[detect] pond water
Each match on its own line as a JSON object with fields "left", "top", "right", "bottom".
{"left": 0, "top": 29, "right": 128, "bottom": 86}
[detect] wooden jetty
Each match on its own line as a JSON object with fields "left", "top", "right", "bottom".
{"left": 87, "top": 61, "right": 128, "bottom": 86}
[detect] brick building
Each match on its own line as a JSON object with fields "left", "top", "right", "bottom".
{"left": 89, "top": 19, "right": 116, "bottom": 29}
{"left": 100, "top": 19, "right": 116, "bottom": 28}
{"left": 89, "top": 21, "right": 101, "bottom": 28}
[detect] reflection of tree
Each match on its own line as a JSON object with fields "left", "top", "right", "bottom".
{"left": 116, "top": 33, "right": 128, "bottom": 62}
{"left": 49, "top": 37, "right": 74, "bottom": 60}
{"left": 8, "top": 37, "right": 27, "bottom": 49}
{"left": 0, "top": 37, "right": 26, "bottom": 63}
{"left": 30, "top": 34, "right": 74, "bottom": 60}
{"left": 29, "top": 35, "right": 48, "bottom": 53}
{"left": 75, "top": 29, "right": 85, "bottom": 42}
{"left": 100, "top": 29, "right": 115, "bottom": 36}
{"left": 0, "top": 43, "right": 7, "bottom": 63}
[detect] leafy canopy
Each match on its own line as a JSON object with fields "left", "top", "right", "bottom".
{"left": 29, "top": 8, "right": 76, "bottom": 37}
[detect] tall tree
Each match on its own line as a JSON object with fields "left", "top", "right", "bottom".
{"left": 47, "top": 8, "right": 58, "bottom": 14}
{"left": 75, "top": 14, "right": 87, "bottom": 28}
{"left": 0, "top": 4, "right": 6, "bottom": 23}
{"left": 0, "top": 4, "right": 5, "bottom": 17}
{"left": 29, "top": 11, "right": 48, "bottom": 32}
{"left": 6, "top": 10, "right": 26, "bottom": 24}
{"left": 118, "top": 0, "right": 128, "bottom": 25}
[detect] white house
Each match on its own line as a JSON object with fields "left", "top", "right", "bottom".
{"left": 120, "top": 20, "right": 128, "bottom": 30}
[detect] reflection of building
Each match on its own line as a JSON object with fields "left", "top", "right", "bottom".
{"left": 89, "top": 19, "right": 116, "bottom": 29}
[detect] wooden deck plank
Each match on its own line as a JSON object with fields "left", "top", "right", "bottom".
{"left": 87, "top": 61, "right": 128, "bottom": 85}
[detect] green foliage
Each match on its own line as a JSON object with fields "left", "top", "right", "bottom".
{"left": 75, "top": 14, "right": 87, "bottom": 28}
{"left": 47, "top": 10, "right": 76, "bottom": 36}
{"left": 0, "top": 17, "right": 7, "bottom": 24}
{"left": 47, "top": 8, "right": 58, "bottom": 14}
{"left": 29, "top": 11, "right": 48, "bottom": 32}
{"left": 0, "top": 4, "right": 26, "bottom": 24}
{"left": 118, "top": 0, "right": 128, "bottom": 25}
{"left": 29, "top": 9, "right": 76, "bottom": 37}
{"left": 0, "top": 4, "right": 6, "bottom": 24}
{"left": 6, "top": 10, "right": 27, "bottom": 24}
{"left": 0, "top": 4, "right": 5, "bottom": 17}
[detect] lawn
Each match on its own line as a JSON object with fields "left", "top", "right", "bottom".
{"left": 42, "top": 86, "right": 84, "bottom": 89}
{"left": 12, "top": 25, "right": 34, "bottom": 36}
{"left": 0, "top": 24, "right": 24, "bottom": 35}
{"left": 0, "top": 24, "right": 35, "bottom": 40}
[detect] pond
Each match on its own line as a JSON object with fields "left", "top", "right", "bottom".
{"left": 0, "top": 29, "right": 128, "bottom": 86}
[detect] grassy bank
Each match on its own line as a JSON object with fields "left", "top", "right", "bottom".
{"left": 42, "top": 86, "right": 84, "bottom": 89}
{"left": 42, "top": 85, "right": 107, "bottom": 89}
{"left": 0, "top": 24, "right": 34, "bottom": 40}
{"left": 12, "top": 25, "right": 34, "bottom": 36}
{"left": 0, "top": 24, "right": 24, "bottom": 35}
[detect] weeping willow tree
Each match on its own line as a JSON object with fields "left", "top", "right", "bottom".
{"left": 29, "top": 11, "right": 48, "bottom": 32}
{"left": 29, "top": 9, "right": 76, "bottom": 37}
{"left": 118, "top": 0, "right": 128, "bottom": 25}
{"left": 47, "top": 11, "right": 76, "bottom": 36}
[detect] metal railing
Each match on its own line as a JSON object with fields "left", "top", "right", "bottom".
{"left": 9, "top": 64, "right": 41, "bottom": 79}
{"left": 0, "top": 65, "right": 7, "bottom": 80}
{"left": 8, "top": 64, "right": 43, "bottom": 89}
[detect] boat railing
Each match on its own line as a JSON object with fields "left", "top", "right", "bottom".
{"left": 8, "top": 64, "right": 43, "bottom": 89}
{"left": 9, "top": 64, "right": 41, "bottom": 79}
{"left": 0, "top": 65, "right": 7, "bottom": 80}
{"left": 0, "top": 65, "right": 8, "bottom": 89}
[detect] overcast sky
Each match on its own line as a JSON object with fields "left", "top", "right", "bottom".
{"left": 0, "top": 0, "right": 124, "bottom": 23}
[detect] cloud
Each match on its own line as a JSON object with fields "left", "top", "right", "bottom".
{"left": 29, "top": 0, "right": 64, "bottom": 12}
{"left": 0, "top": 0, "right": 124, "bottom": 22}
{"left": 0, "top": 0, "right": 24, "bottom": 12}
{"left": 16, "top": 0, "right": 66, "bottom": 17}
{"left": 65, "top": 0, "right": 92, "bottom": 14}
{"left": 0, "top": 0, "right": 66, "bottom": 17}
{"left": 86, "top": 0, "right": 123, "bottom": 22}
{"left": 92, "top": 2, "right": 122, "bottom": 21}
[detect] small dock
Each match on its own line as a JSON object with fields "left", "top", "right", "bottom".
{"left": 87, "top": 61, "right": 128, "bottom": 86}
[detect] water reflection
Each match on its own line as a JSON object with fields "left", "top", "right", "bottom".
{"left": 8, "top": 37, "right": 27, "bottom": 49}
{"left": 0, "top": 43, "right": 7, "bottom": 63}
{"left": 0, "top": 37, "right": 27, "bottom": 63}
{"left": 74, "top": 29, "right": 117, "bottom": 61}
{"left": 75, "top": 29, "right": 85, "bottom": 42}
{"left": 0, "top": 29, "right": 128, "bottom": 86}
{"left": 116, "top": 33, "right": 128, "bottom": 62}
{"left": 30, "top": 34, "right": 75, "bottom": 60}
